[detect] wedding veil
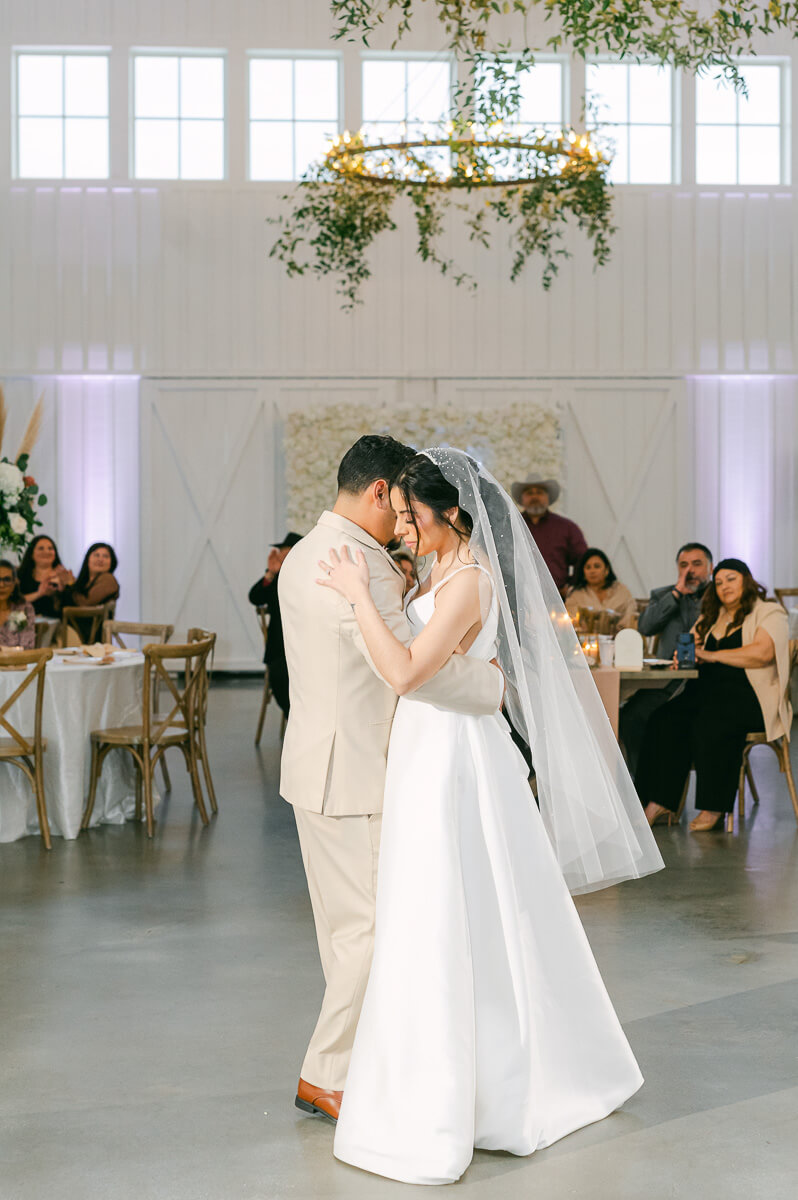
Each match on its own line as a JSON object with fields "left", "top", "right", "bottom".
{"left": 423, "top": 447, "right": 664, "bottom": 895}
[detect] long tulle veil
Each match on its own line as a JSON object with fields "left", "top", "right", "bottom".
{"left": 423, "top": 447, "right": 664, "bottom": 895}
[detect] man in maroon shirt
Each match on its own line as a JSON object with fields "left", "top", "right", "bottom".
{"left": 511, "top": 476, "right": 588, "bottom": 595}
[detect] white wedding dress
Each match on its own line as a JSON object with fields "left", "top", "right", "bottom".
{"left": 333, "top": 565, "right": 644, "bottom": 1185}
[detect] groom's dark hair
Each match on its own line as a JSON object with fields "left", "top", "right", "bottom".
{"left": 337, "top": 435, "right": 416, "bottom": 496}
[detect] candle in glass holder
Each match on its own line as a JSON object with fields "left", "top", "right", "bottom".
{"left": 579, "top": 635, "right": 599, "bottom": 666}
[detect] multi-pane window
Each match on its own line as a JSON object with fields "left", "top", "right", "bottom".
{"left": 586, "top": 62, "right": 673, "bottom": 184}
{"left": 477, "top": 59, "right": 566, "bottom": 136}
{"left": 15, "top": 52, "right": 109, "bottom": 178}
{"left": 249, "top": 57, "right": 339, "bottom": 181}
{"left": 696, "top": 64, "right": 785, "bottom": 184}
{"left": 133, "top": 54, "right": 225, "bottom": 180}
{"left": 362, "top": 56, "right": 452, "bottom": 142}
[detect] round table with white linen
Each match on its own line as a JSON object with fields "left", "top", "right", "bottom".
{"left": 0, "top": 651, "right": 153, "bottom": 842}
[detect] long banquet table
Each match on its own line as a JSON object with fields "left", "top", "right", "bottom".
{"left": 0, "top": 651, "right": 152, "bottom": 842}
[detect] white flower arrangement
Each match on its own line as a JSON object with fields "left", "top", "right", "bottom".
{"left": 0, "top": 388, "right": 48, "bottom": 553}
{"left": 283, "top": 399, "right": 563, "bottom": 532}
{"left": 0, "top": 461, "right": 24, "bottom": 502}
{"left": 7, "top": 608, "right": 28, "bottom": 631}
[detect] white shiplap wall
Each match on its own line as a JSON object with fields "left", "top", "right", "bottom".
{"left": 0, "top": 187, "right": 794, "bottom": 380}
{"left": 1, "top": 1, "right": 797, "bottom": 665}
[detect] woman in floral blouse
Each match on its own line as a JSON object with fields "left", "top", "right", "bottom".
{"left": 0, "top": 560, "right": 36, "bottom": 648}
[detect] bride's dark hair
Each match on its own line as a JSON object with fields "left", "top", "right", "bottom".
{"left": 390, "top": 453, "right": 474, "bottom": 554}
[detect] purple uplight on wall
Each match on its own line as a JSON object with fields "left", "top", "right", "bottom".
{"left": 690, "top": 375, "right": 782, "bottom": 589}
{"left": 55, "top": 374, "right": 141, "bottom": 622}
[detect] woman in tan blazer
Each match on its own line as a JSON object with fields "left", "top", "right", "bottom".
{"left": 635, "top": 558, "right": 791, "bottom": 832}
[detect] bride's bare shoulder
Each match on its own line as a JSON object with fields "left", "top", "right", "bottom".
{"left": 433, "top": 564, "right": 486, "bottom": 608}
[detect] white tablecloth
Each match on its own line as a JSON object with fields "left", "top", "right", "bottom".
{"left": 0, "top": 652, "right": 153, "bottom": 842}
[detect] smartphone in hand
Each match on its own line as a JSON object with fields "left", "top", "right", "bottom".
{"left": 676, "top": 632, "right": 696, "bottom": 669}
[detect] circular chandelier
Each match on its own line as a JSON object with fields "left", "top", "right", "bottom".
{"left": 271, "top": 121, "right": 614, "bottom": 309}
{"left": 324, "top": 123, "right": 605, "bottom": 188}
{"left": 270, "top": 0, "right": 798, "bottom": 309}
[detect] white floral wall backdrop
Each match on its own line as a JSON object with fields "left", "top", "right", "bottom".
{"left": 284, "top": 400, "right": 563, "bottom": 532}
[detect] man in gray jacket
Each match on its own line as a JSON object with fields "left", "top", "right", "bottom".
{"left": 620, "top": 542, "right": 713, "bottom": 774}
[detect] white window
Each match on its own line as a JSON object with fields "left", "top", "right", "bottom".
{"left": 696, "top": 64, "right": 786, "bottom": 185}
{"left": 362, "top": 56, "right": 452, "bottom": 143}
{"left": 586, "top": 62, "right": 673, "bottom": 184}
{"left": 249, "top": 57, "right": 340, "bottom": 181}
{"left": 133, "top": 54, "right": 225, "bottom": 180}
{"left": 15, "top": 52, "right": 109, "bottom": 179}
{"left": 477, "top": 58, "right": 566, "bottom": 137}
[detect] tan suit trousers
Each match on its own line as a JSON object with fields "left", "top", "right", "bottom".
{"left": 293, "top": 806, "right": 382, "bottom": 1091}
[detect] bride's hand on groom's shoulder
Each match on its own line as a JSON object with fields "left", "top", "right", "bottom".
{"left": 317, "top": 545, "right": 371, "bottom": 604}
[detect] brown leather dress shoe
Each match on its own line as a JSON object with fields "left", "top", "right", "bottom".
{"left": 295, "top": 1077, "right": 343, "bottom": 1124}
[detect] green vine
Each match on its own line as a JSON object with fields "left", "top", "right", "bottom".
{"left": 270, "top": 129, "right": 613, "bottom": 307}
{"left": 271, "top": 170, "right": 397, "bottom": 308}
{"left": 332, "top": 1, "right": 798, "bottom": 87}
{"left": 272, "top": 1, "right": 795, "bottom": 309}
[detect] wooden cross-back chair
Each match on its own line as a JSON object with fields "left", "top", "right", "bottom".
{"left": 103, "top": 620, "right": 176, "bottom": 791}
{"left": 102, "top": 620, "right": 174, "bottom": 650}
{"left": 675, "top": 639, "right": 798, "bottom": 832}
{"left": 254, "top": 606, "right": 286, "bottom": 744}
{"left": 81, "top": 636, "right": 215, "bottom": 838}
{"left": 735, "top": 638, "right": 798, "bottom": 827}
{"left": 184, "top": 627, "right": 217, "bottom": 816}
{"left": 59, "top": 601, "right": 116, "bottom": 647}
{"left": 254, "top": 605, "right": 272, "bottom": 746}
{"left": 0, "top": 648, "right": 53, "bottom": 849}
{"left": 775, "top": 588, "right": 798, "bottom": 611}
{"left": 34, "top": 618, "right": 60, "bottom": 648}
{"left": 634, "top": 599, "right": 659, "bottom": 655}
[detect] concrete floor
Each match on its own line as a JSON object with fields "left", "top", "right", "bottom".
{"left": 2, "top": 680, "right": 797, "bottom": 1200}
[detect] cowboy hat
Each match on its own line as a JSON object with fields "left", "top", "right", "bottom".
{"left": 511, "top": 476, "right": 561, "bottom": 506}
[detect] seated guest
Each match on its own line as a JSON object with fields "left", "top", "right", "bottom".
{"left": 619, "top": 541, "right": 713, "bottom": 774}
{"left": 17, "top": 534, "right": 74, "bottom": 618}
{"left": 635, "top": 559, "right": 791, "bottom": 832}
{"left": 64, "top": 543, "right": 120, "bottom": 643}
{"left": 512, "top": 474, "right": 587, "bottom": 596}
{"left": 637, "top": 543, "right": 714, "bottom": 657}
{"left": 0, "top": 561, "right": 36, "bottom": 648}
{"left": 390, "top": 548, "right": 417, "bottom": 595}
{"left": 67, "top": 542, "right": 120, "bottom": 609}
{"left": 565, "top": 548, "right": 637, "bottom": 629}
{"left": 249, "top": 533, "right": 301, "bottom": 717}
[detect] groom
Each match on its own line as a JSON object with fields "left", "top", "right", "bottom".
{"left": 279, "top": 434, "right": 503, "bottom": 1122}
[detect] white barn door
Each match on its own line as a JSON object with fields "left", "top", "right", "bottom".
{"left": 561, "top": 381, "right": 692, "bottom": 597}
{"left": 140, "top": 381, "right": 278, "bottom": 669}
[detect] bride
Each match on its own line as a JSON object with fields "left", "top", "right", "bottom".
{"left": 317, "top": 448, "right": 663, "bottom": 1186}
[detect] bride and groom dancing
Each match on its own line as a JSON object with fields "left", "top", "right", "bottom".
{"left": 278, "top": 435, "right": 663, "bottom": 1186}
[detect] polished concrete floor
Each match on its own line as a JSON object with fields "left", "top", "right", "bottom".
{"left": 2, "top": 680, "right": 797, "bottom": 1200}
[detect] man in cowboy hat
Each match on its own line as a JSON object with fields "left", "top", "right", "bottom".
{"left": 511, "top": 476, "right": 587, "bottom": 595}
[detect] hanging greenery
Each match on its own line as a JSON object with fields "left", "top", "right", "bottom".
{"left": 270, "top": 127, "right": 613, "bottom": 308}
{"left": 332, "top": 1, "right": 798, "bottom": 86}
{"left": 271, "top": 1, "right": 797, "bottom": 309}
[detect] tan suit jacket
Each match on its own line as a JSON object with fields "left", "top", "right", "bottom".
{"left": 279, "top": 511, "right": 503, "bottom": 816}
